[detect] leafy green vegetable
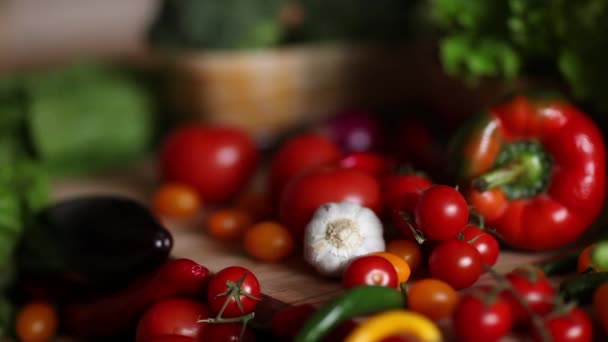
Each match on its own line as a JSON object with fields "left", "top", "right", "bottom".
{"left": 430, "top": 0, "right": 608, "bottom": 113}
{"left": 0, "top": 85, "right": 49, "bottom": 337}
{"left": 20, "top": 63, "right": 157, "bottom": 175}
{"left": 147, "top": 0, "right": 419, "bottom": 51}
{"left": 148, "top": 0, "right": 286, "bottom": 50}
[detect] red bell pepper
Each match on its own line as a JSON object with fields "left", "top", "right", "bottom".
{"left": 452, "top": 94, "right": 606, "bottom": 250}
{"left": 63, "top": 258, "right": 210, "bottom": 337}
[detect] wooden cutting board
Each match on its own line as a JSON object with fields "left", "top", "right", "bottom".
{"left": 50, "top": 159, "right": 566, "bottom": 337}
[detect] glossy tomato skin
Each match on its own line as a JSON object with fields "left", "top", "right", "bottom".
{"left": 501, "top": 267, "right": 555, "bottom": 327}
{"left": 15, "top": 302, "right": 58, "bottom": 342}
{"left": 201, "top": 323, "right": 256, "bottom": 342}
{"left": 160, "top": 125, "right": 258, "bottom": 204}
{"left": 453, "top": 293, "right": 513, "bottom": 342}
{"left": 534, "top": 308, "right": 593, "bottom": 342}
{"left": 428, "top": 240, "right": 482, "bottom": 290}
{"left": 406, "top": 278, "right": 459, "bottom": 321}
{"left": 342, "top": 255, "right": 399, "bottom": 289}
{"left": 339, "top": 152, "right": 390, "bottom": 179}
{"left": 461, "top": 225, "right": 500, "bottom": 267}
{"left": 146, "top": 336, "right": 199, "bottom": 342}
{"left": 272, "top": 304, "right": 317, "bottom": 341}
{"left": 279, "top": 166, "right": 382, "bottom": 241}
{"left": 135, "top": 298, "right": 211, "bottom": 342}
{"left": 268, "top": 134, "right": 341, "bottom": 203}
{"left": 415, "top": 185, "right": 469, "bottom": 241}
{"left": 271, "top": 304, "right": 357, "bottom": 342}
{"left": 383, "top": 174, "right": 433, "bottom": 213}
{"left": 207, "top": 266, "right": 261, "bottom": 318}
{"left": 593, "top": 283, "right": 608, "bottom": 335}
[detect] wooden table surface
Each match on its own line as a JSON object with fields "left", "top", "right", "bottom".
{"left": 49, "top": 159, "right": 571, "bottom": 340}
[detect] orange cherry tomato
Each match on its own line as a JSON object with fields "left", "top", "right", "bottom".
{"left": 386, "top": 240, "right": 423, "bottom": 274}
{"left": 244, "top": 221, "right": 294, "bottom": 262}
{"left": 467, "top": 188, "right": 507, "bottom": 222}
{"left": 207, "top": 208, "right": 252, "bottom": 240}
{"left": 593, "top": 282, "right": 608, "bottom": 334}
{"left": 406, "top": 278, "right": 459, "bottom": 321}
{"left": 235, "top": 191, "right": 273, "bottom": 221}
{"left": 16, "top": 302, "right": 58, "bottom": 342}
{"left": 371, "top": 251, "right": 411, "bottom": 284}
{"left": 153, "top": 183, "right": 202, "bottom": 219}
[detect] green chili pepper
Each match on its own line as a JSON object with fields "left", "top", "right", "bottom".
{"left": 559, "top": 272, "right": 608, "bottom": 305}
{"left": 294, "top": 286, "right": 404, "bottom": 342}
{"left": 537, "top": 251, "right": 580, "bottom": 277}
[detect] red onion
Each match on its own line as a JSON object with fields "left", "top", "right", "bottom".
{"left": 320, "top": 109, "right": 384, "bottom": 153}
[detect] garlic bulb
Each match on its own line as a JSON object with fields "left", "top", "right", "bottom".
{"left": 303, "top": 201, "right": 385, "bottom": 277}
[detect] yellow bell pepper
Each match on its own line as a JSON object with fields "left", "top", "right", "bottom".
{"left": 343, "top": 309, "right": 442, "bottom": 342}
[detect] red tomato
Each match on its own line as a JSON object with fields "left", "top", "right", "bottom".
{"left": 135, "top": 299, "right": 211, "bottom": 342}
{"left": 415, "top": 185, "right": 469, "bottom": 241}
{"left": 207, "top": 266, "right": 261, "bottom": 318}
{"left": 201, "top": 323, "right": 256, "bottom": 342}
{"left": 428, "top": 240, "right": 482, "bottom": 290}
{"left": 146, "top": 336, "right": 199, "bottom": 342}
{"left": 467, "top": 188, "right": 508, "bottom": 222}
{"left": 501, "top": 267, "right": 555, "bottom": 327}
{"left": 272, "top": 304, "right": 317, "bottom": 341}
{"left": 339, "top": 152, "right": 390, "bottom": 179}
{"left": 15, "top": 302, "right": 58, "bottom": 342}
{"left": 160, "top": 125, "right": 258, "bottom": 204}
{"left": 594, "top": 282, "right": 608, "bottom": 335}
{"left": 342, "top": 255, "right": 399, "bottom": 289}
{"left": 279, "top": 166, "right": 382, "bottom": 241}
{"left": 268, "top": 134, "right": 341, "bottom": 203}
{"left": 383, "top": 173, "right": 433, "bottom": 213}
{"left": 534, "top": 308, "right": 593, "bottom": 342}
{"left": 461, "top": 225, "right": 500, "bottom": 267}
{"left": 453, "top": 292, "right": 513, "bottom": 342}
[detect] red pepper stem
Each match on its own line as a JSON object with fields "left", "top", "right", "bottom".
{"left": 472, "top": 162, "right": 527, "bottom": 192}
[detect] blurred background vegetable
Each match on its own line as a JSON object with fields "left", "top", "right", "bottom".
{"left": 430, "top": 0, "right": 608, "bottom": 117}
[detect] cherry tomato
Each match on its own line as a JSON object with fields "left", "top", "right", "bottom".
{"left": 371, "top": 252, "right": 411, "bottom": 284}
{"left": 235, "top": 191, "right": 273, "bottom": 221}
{"left": 576, "top": 243, "right": 608, "bottom": 273}
{"left": 268, "top": 134, "right": 341, "bottom": 203}
{"left": 201, "top": 322, "right": 256, "bottom": 342}
{"left": 342, "top": 255, "right": 399, "bottom": 289}
{"left": 15, "top": 302, "right": 58, "bottom": 342}
{"left": 272, "top": 304, "right": 317, "bottom": 340}
{"left": 207, "top": 266, "right": 261, "bottom": 318}
{"left": 415, "top": 185, "right": 469, "bottom": 241}
{"left": 534, "top": 308, "right": 593, "bottom": 342}
{"left": 152, "top": 183, "right": 202, "bottom": 219}
{"left": 406, "top": 278, "right": 459, "bottom": 321}
{"left": 207, "top": 208, "right": 253, "bottom": 240}
{"left": 135, "top": 298, "right": 211, "bottom": 342}
{"left": 160, "top": 125, "right": 258, "bottom": 204}
{"left": 461, "top": 225, "right": 500, "bottom": 267}
{"left": 593, "top": 282, "right": 608, "bottom": 335}
{"left": 339, "top": 152, "right": 390, "bottom": 179}
{"left": 383, "top": 173, "right": 433, "bottom": 212}
{"left": 501, "top": 267, "right": 555, "bottom": 327}
{"left": 467, "top": 188, "right": 508, "bottom": 222}
{"left": 271, "top": 304, "right": 357, "bottom": 342}
{"left": 146, "top": 336, "right": 199, "bottom": 342}
{"left": 244, "top": 221, "right": 294, "bottom": 262}
{"left": 386, "top": 240, "right": 423, "bottom": 274}
{"left": 428, "top": 240, "right": 482, "bottom": 290}
{"left": 453, "top": 292, "right": 513, "bottom": 342}
{"left": 279, "top": 165, "right": 382, "bottom": 241}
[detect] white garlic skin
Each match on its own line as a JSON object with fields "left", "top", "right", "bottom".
{"left": 303, "top": 201, "right": 385, "bottom": 277}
